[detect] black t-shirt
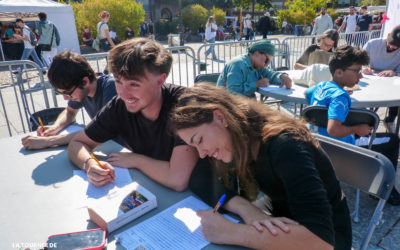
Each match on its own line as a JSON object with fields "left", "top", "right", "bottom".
{"left": 190, "top": 133, "right": 350, "bottom": 247}
{"left": 68, "top": 74, "right": 117, "bottom": 119}
{"left": 85, "top": 84, "right": 185, "bottom": 161}
{"left": 357, "top": 14, "right": 372, "bottom": 31}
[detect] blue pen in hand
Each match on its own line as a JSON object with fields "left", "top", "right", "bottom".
{"left": 213, "top": 194, "right": 226, "bottom": 213}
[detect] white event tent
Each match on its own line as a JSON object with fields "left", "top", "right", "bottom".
{"left": 0, "top": 0, "right": 80, "bottom": 54}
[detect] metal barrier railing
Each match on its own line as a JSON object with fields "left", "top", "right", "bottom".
{"left": 166, "top": 46, "right": 197, "bottom": 87}
{"left": 338, "top": 31, "right": 371, "bottom": 48}
{"left": 83, "top": 52, "right": 109, "bottom": 74}
{"left": 369, "top": 30, "right": 381, "bottom": 40}
{"left": 0, "top": 60, "right": 56, "bottom": 136}
{"left": 196, "top": 38, "right": 281, "bottom": 74}
{"left": 281, "top": 35, "right": 316, "bottom": 70}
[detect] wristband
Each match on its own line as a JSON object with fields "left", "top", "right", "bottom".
{"left": 82, "top": 157, "right": 93, "bottom": 172}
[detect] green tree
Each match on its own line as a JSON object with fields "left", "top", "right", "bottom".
{"left": 71, "top": 0, "right": 145, "bottom": 43}
{"left": 182, "top": 4, "right": 208, "bottom": 35}
{"left": 210, "top": 6, "right": 226, "bottom": 26}
{"left": 279, "top": 0, "right": 331, "bottom": 26}
{"left": 359, "top": 0, "right": 386, "bottom": 6}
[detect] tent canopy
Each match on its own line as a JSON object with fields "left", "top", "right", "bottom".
{"left": 336, "top": 5, "right": 386, "bottom": 13}
{"left": 0, "top": 0, "right": 80, "bottom": 54}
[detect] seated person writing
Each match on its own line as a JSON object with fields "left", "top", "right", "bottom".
{"left": 22, "top": 51, "right": 117, "bottom": 150}
{"left": 172, "top": 83, "right": 351, "bottom": 250}
{"left": 306, "top": 45, "right": 400, "bottom": 205}
{"left": 217, "top": 40, "right": 292, "bottom": 98}
{"left": 294, "top": 29, "right": 339, "bottom": 70}
{"left": 68, "top": 38, "right": 198, "bottom": 189}
{"left": 362, "top": 25, "right": 400, "bottom": 131}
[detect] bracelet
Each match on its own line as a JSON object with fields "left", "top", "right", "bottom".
{"left": 82, "top": 157, "right": 93, "bottom": 172}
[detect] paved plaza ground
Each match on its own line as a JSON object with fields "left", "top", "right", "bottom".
{"left": 0, "top": 34, "right": 399, "bottom": 249}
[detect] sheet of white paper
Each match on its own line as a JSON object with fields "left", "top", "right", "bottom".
{"left": 259, "top": 85, "right": 286, "bottom": 92}
{"left": 73, "top": 167, "right": 132, "bottom": 199}
{"left": 58, "top": 125, "right": 84, "bottom": 135}
{"left": 355, "top": 136, "right": 391, "bottom": 146}
{"left": 115, "top": 196, "right": 239, "bottom": 250}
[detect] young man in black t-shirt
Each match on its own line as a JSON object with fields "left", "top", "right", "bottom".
{"left": 68, "top": 38, "right": 198, "bottom": 190}
{"left": 21, "top": 51, "right": 117, "bottom": 150}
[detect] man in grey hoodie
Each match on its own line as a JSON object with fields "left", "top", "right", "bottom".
{"left": 37, "top": 12, "right": 60, "bottom": 67}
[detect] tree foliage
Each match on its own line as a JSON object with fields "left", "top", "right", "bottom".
{"left": 359, "top": 0, "right": 386, "bottom": 6}
{"left": 182, "top": 4, "right": 208, "bottom": 34}
{"left": 210, "top": 6, "right": 226, "bottom": 26}
{"left": 277, "top": 0, "right": 331, "bottom": 26}
{"left": 70, "top": 0, "right": 145, "bottom": 43}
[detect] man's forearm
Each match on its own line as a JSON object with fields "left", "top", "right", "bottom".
{"left": 45, "top": 132, "right": 80, "bottom": 148}
{"left": 52, "top": 108, "right": 78, "bottom": 133}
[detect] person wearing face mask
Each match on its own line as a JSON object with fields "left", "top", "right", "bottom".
{"left": 295, "top": 29, "right": 339, "bottom": 70}
{"left": 172, "top": 83, "right": 351, "bottom": 250}
{"left": 216, "top": 40, "right": 292, "bottom": 98}
{"left": 362, "top": 25, "right": 400, "bottom": 132}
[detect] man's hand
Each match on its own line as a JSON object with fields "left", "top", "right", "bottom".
{"left": 378, "top": 70, "right": 397, "bottom": 77}
{"left": 280, "top": 74, "right": 292, "bottom": 89}
{"left": 256, "top": 78, "right": 270, "bottom": 87}
{"left": 21, "top": 135, "right": 50, "bottom": 150}
{"left": 362, "top": 67, "right": 374, "bottom": 75}
{"left": 353, "top": 124, "right": 373, "bottom": 137}
{"left": 37, "top": 125, "right": 60, "bottom": 137}
{"left": 86, "top": 159, "right": 115, "bottom": 186}
{"left": 107, "top": 152, "right": 137, "bottom": 168}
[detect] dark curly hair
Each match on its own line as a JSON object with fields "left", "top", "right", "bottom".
{"left": 329, "top": 45, "right": 369, "bottom": 75}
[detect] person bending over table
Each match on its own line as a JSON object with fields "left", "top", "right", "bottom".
{"left": 22, "top": 51, "right": 117, "bottom": 150}
{"left": 362, "top": 25, "right": 400, "bottom": 132}
{"left": 68, "top": 38, "right": 198, "bottom": 190}
{"left": 294, "top": 29, "right": 339, "bottom": 70}
{"left": 217, "top": 40, "right": 292, "bottom": 98}
{"left": 306, "top": 45, "right": 400, "bottom": 206}
{"left": 172, "top": 83, "right": 351, "bottom": 250}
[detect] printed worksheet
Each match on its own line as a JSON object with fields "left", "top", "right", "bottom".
{"left": 259, "top": 85, "right": 286, "bottom": 91}
{"left": 57, "top": 124, "right": 84, "bottom": 135}
{"left": 115, "top": 196, "right": 238, "bottom": 250}
{"left": 73, "top": 167, "right": 133, "bottom": 199}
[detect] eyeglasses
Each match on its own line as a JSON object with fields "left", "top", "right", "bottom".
{"left": 55, "top": 85, "right": 78, "bottom": 98}
{"left": 346, "top": 68, "right": 362, "bottom": 74}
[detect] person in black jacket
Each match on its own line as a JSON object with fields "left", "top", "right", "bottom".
{"left": 172, "top": 83, "right": 352, "bottom": 250}
{"left": 258, "top": 12, "right": 271, "bottom": 39}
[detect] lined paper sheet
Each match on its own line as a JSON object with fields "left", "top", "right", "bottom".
{"left": 115, "top": 196, "right": 238, "bottom": 250}
{"left": 58, "top": 125, "right": 84, "bottom": 135}
{"left": 259, "top": 85, "right": 285, "bottom": 91}
{"left": 73, "top": 167, "right": 132, "bottom": 199}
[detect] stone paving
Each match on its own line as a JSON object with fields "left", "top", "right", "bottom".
{"left": 0, "top": 34, "right": 399, "bottom": 249}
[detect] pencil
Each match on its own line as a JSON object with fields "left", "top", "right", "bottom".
{"left": 213, "top": 194, "right": 226, "bottom": 213}
{"left": 90, "top": 153, "right": 115, "bottom": 181}
{"left": 37, "top": 117, "right": 44, "bottom": 130}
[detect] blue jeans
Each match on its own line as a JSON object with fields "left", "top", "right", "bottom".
{"left": 205, "top": 37, "right": 217, "bottom": 58}
{"left": 19, "top": 48, "right": 44, "bottom": 71}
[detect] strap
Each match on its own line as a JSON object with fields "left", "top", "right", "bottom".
{"left": 49, "top": 23, "right": 55, "bottom": 46}
{"left": 97, "top": 22, "right": 105, "bottom": 38}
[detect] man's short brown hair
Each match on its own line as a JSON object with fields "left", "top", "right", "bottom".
{"left": 108, "top": 38, "right": 172, "bottom": 80}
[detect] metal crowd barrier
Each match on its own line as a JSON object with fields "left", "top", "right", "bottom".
{"left": 196, "top": 38, "right": 281, "bottom": 74}
{"left": 369, "top": 30, "right": 381, "bottom": 40}
{"left": 166, "top": 46, "right": 196, "bottom": 87}
{"left": 338, "top": 31, "right": 371, "bottom": 48}
{"left": 83, "top": 52, "right": 109, "bottom": 74}
{"left": 281, "top": 35, "right": 316, "bottom": 70}
{"left": 0, "top": 60, "right": 57, "bottom": 137}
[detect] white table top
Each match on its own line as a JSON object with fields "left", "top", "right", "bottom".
{"left": 0, "top": 135, "right": 241, "bottom": 250}
{"left": 258, "top": 71, "right": 400, "bottom": 108}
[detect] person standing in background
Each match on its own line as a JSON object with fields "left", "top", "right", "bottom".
{"left": 204, "top": 16, "right": 217, "bottom": 60}
{"left": 37, "top": 12, "right": 60, "bottom": 67}
{"left": 259, "top": 12, "right": 271, "bottom": 39}
{"left": 311, "top": 7, "right": 333, "bottom": 36}
{"left": 97, "top": 11, "right": 115, "bottom": 52}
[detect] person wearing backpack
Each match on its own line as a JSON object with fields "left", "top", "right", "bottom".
{"left": 37, "top": 12, "right": 60, "bottom": 67}
{"left": 14, "top": 19, "right": 45, "bottom": 74}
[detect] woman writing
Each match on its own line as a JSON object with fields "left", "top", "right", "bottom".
{"left": 172, "top": 83, "right": 352, "bottom": 250}
{"left": 294, "top": 29, "right": 339, "bottom": 70}
{"left": 97, "top": 11, "right": 115, "bottom": 52}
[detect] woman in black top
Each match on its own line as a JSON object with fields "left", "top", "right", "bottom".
{"left": 172, "top": 83, "right": 351, "bottom": 250}
{"left": 294, "top": 29, "right": 339, "bottom": 70}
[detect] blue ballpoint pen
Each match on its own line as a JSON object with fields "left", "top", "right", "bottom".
{"left": 213, "top": 194, "right": 226, "bottom": 213}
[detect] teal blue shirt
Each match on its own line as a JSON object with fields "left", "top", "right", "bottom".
{"left": 216, "top": 54, "right": 283, "bottom": 97}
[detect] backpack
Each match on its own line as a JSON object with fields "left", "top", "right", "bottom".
{"left": 25, "top": 27, "right": 37, "bottom": 46}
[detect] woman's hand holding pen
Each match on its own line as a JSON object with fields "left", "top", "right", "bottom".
{"left": 279, "top": 74, "right": 292, "bottom": 89}
{"left": 197, "top": 210, "right": 236, "bottom": 244}
{"left": 256, "top": 78, "right": 270, "bottom": 87}
{"left": 86, "top": 158, "right": 115, "bottom": 187}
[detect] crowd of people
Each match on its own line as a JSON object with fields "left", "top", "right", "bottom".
{"left": 4, "top": 5, "right": 400, "bottom": 250}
